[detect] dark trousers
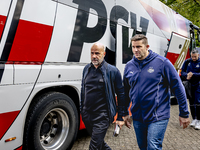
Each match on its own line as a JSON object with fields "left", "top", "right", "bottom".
{"left": 81, "top": 110, "right": 111, "bottom": 150}
{"left": 189, "top": 86, "right": 200, "bottom": 120}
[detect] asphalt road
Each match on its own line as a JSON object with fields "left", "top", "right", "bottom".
{"left": 72, "top": 104, "right": 200, "bottom": 150}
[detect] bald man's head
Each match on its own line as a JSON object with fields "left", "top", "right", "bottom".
{"left": 90, "top": 43, "right": 106, "bottom": 68}
{"left": 91, "top": 43, "right": 105, "bottom": 52}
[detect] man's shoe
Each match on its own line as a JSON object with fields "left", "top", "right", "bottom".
{"left": 195, "top": 120, "right": 200, "bottom": 130}
{"left": 190, "top": 119, "right": 198, "bottom": 127}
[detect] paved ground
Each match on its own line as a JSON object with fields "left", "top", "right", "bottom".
{"left": 72, "top": 104, "right": 200, "bottom": 150}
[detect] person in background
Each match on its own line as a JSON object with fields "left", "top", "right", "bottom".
{"left": 80, "top": 43, "right": 126, "bottom": 150}
{"left": 181, "top": 49, "right": 200, "bottom": 130}
{"left": 123, "top": 34, "right": 190, "bottom": 150}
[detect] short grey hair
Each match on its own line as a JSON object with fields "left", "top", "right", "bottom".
{"left": 191, "top": 49, "right": 199, "bottom": 54}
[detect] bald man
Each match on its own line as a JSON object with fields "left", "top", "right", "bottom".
{"left": 80, "top": 43, "right": 127, "bottom": 150}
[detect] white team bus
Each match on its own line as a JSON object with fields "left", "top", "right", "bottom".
{"left": 0, "top": 0, "right": 199, "bottom": 149}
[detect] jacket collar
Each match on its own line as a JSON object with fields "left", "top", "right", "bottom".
{"left": 89, "top": 60, "right": 106, "bottom": 69}
{"left": 133, "top": 50, "right": 158, "bottom": 66}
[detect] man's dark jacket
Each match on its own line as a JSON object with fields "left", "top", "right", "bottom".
{"left": 181, "top": 58, "right": 200, "bottom": 87}
{"left": 81, "top": 61, "right": 127, "bottom": 122}
{"left": 123, "top": 50, "right": 189, "bottom": 123}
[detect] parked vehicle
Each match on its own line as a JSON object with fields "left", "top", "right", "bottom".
{"left": 0, "top": 0, "right": 199, "bottom": 149}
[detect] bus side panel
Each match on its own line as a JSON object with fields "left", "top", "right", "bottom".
{"left": 0, "top": 84, "right": 37, "bottom": 148}
{"left": 0, "top": 15, "right": 6, "bottom": 39}
{"left": 0, "top": 0, "right": 57, "bottom": 149}
{"left": 45, "top": 1, "right": 114, "bottom": 63}
{"left": 0, "top": 0, "right": 12, "bottom": 39}
{"left": 7, "top": 0, "right": 57, "bottom": 62}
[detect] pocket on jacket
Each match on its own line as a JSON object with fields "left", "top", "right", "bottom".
{"left": 98, "top": 78, "right": 104, "bottom": 89}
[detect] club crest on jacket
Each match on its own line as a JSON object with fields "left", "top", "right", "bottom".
{"left": 148, "top": 67, "right": 154, "bottom": 73}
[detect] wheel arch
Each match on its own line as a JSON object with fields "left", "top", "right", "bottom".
{"left": 22, "top": 85, "right": 80, "bottom": 147}
{"left": 23, "top": 85, "right": 80, "bottom": 149}
{"left": 29, "top": 85, "right": 80, "bottom": 114}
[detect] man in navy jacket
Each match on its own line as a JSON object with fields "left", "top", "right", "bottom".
{"left": 181, "top": 49, "right": 200, "bottom": 129}
{"left": 80, "top": 43, "right": 127, "bottom": 150}
{"left": 123, "top": 34, "right": 190, "bottom": 150}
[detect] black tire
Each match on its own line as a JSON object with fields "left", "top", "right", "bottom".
{"left": 23, "top": 92, "right": 79, "bottom": 150}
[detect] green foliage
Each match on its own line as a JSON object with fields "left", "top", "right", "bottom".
{"left": 160, "top": 0, "right": 200, "bottom": 46}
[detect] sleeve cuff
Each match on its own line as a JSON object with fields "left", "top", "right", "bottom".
{"left": 116, "top": 116, "right": 124, "bottom": 121}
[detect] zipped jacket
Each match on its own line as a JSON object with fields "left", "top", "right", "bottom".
{"left": 181, "top": 58, "right": 200, "bottom": 103}
{"left": 81, "top": 60, "right": 127, "bottom": 122}
{"left": 181, "top": 58, "right": 200, "bottom": 87}
{"left": 123, "top": 50, "right": 189, "bottom": 123}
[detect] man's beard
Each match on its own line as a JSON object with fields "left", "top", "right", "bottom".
{"left": 92, "top": 56, "right": 104, "bottom": 66}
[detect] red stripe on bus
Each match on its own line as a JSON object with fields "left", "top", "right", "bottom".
{"left": 15, "top": 146, "right": 23, "bottom": 150}
{"left": 0, "top": 15, "right": 6, "bottom": 39}
{"left": 166, "top": 52, "right": 179, "bottom": 65}
{"left": 79, "top": 115, "right": 86, "bottom": 130}
{"left": 174, "top": 14, "right": 188, "bottom": 37}
{"left": 139, "top": 0, "right": 188, "bottom": 37}
{"left": 139, "top": 0, "right": 170, "bottom": 33}
{"left": 185, "top": 48, "right": 190, "bottom": 59}
{"left": 0, "top": 110, "right": 20, "bottom": 139}
{"left": 7, "top": 19, "right": 53, "bottom": 63}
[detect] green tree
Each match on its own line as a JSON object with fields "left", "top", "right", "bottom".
{"left": 160, "top": 0, "right": 200, "bottom": 46}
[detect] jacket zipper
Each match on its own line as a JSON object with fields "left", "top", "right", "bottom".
{"left": 138, "top": 62, "right": 144, "bottom": 122}
{"left": 100, "top": 67, "right": 112, "bottom": 123}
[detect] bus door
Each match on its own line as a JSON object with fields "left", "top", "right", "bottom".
{"left": 165, "top": 32, "right": 190, "bottom": 71}
{"left": 116, "top": 24, "right": 134, "bottom": 76}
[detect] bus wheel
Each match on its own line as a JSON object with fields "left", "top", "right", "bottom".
{"left": 23, "top": 92, "right": 79, "bottom": 150}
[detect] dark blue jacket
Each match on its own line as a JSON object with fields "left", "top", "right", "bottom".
{"left": 181, "top": 58, "right": 200, "bottom": 87}
{"left": 123, "top": 50, "right": 189, "bottom": 123}
{"left": 81, "top": 60, "right": 127, "bottom": 122}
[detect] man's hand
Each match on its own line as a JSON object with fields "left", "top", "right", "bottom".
{"left": 123, "top": 115, "right": 132, "bottom": 129}
{"left": 187, "top": 72, "right": 193, "bottom": 80}
{"left": 115, "top": 120, "right": 124, "bottom": 129}
{"left": 179, "top": 116, "right": 190, "bottom": 129}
